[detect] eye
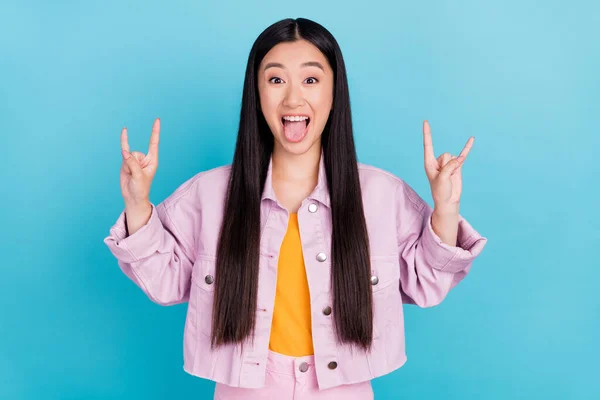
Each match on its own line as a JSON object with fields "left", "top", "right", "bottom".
{"left": 304, "top": 77, "right": 318, "bottom": 84}
{"left": 269, "top": 77, "right": 284, "bottom": 84}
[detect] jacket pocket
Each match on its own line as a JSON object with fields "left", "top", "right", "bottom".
{"left": 191, "top": 254, "right": 217, "bottom": 336}
{"left": 370, "top": 255, "right": 403, "bottom": 338}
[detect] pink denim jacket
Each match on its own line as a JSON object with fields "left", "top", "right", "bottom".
{"left": 103, "top": 154, "right": 487, "bottom": 390}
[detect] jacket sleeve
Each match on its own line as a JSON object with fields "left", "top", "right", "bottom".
{"left": 103, "top": 180, "right": 199, "bottom": 306}
{"left": 396, "top": 181, "right": 487, "bottom": 308}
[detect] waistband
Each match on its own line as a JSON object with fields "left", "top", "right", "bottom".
{"left": 266, "top": 349, "right": 315, "bottom": 375}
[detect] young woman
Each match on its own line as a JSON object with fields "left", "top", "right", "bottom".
{"left": 105, "top": 17, "right": 487, "bottom": 399}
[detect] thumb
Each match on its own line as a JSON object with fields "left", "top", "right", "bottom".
{"left": 438, "top": 156, "right": 463, "bottom": 179}
{"left": 122, "top": 150, "right": 143, "bottom": 178}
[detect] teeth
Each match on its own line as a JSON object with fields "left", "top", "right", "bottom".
{"left": 283, "top": 116, "right": 309, "bottom": 122}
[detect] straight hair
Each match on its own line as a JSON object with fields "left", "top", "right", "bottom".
{"left": 211, "top": 17, "right": 373, "bottom": 351}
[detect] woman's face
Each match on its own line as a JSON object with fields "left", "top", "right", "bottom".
{"left": 257, "top": 39, "right": 334, "bottom": 156}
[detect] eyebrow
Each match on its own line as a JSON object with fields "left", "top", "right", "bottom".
{"left": 263, "top": 61, "right": 325, "bottom": 72}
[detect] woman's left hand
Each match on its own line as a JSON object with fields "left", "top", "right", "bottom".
{"left": 422, "top": 120, "right": 474, "bottom": 213}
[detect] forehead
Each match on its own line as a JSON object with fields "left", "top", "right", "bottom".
{"left": 260, "top": 39, "right": 331, "bottom": 70}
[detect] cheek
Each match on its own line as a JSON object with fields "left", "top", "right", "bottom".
{"left": 313, "top": 81, "right": 333, "bottom": 106}
{"left": 259, "top": 90, "right": 281, "bottom": 119}
{"left": 310, "top": 90, "right": 333, "bottom": 124}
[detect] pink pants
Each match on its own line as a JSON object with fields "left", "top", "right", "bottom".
{"left": 213, "top": 350, "right": 374, "bottom": 399}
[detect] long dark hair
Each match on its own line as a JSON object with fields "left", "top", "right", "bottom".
{"left": 212, "top": 17, "right": 373, "bottom": 351}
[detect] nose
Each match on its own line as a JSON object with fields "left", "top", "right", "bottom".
{"left": 282, "top": 81, "right": 305, "bottom": 108}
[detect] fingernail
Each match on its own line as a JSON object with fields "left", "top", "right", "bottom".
{"left": 122, "top": 150, "right": 129, "bottom": 158}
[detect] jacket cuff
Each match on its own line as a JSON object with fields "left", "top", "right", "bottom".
{"left": 103, "top": 202, "right": 164, "bottom": 263}
{"left": 420, "top": 209, "right": 487, "bottom": 273}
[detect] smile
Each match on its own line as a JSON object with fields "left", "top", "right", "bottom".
{"left": 281, "top": 115, "right": 310, "bottom": 124}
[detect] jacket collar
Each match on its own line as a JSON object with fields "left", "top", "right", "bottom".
{"left": 261, "top": 150, "right": 331, "bottom": 209}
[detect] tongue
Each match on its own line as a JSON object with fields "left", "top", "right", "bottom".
{"left": 283, "top": 120, "right": 306, "bottom": 141}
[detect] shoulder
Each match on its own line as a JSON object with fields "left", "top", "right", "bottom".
{"left": 162, "top": 164, "right": 232, "bottom": 211}
{"left": 357, "top": 162, "right": 427, "bottom": 213}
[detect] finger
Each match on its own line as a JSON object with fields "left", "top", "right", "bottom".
{"left": 121, "top": 149, "right": 143, "bottom": 179}
{"left": 132, "top": 151, "right": 145, "bottom": 163}
{"left": 458, "top": 136, "right": 475, "bottom": 161}
{"left": 121, "top": 159, "right": 131, "bottom": 174}
{"left": 141, "top": 155, "right": 151, "bottom": 168}
{"left": 132, "top": 151, "right": 152, "bottom": 169}
{"left": 423, "top": 120, "right": 436, "bottom": 167}
{"left": 438, "top": 158, "right": 463, "bottom": 180}
{"left": 147, "top": 118, "right": 160, "bottom": 160}
{"left": 438, "top": 152, "right": 452, "bottom": 168}
{"left": 451, "top": 155, "right": 463, "bottom": 172}
{"left": 120, "top": 127, "right": 130, "bottom": 153}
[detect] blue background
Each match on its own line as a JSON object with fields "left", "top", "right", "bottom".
{"left": 1, "top": 0, "right": 598, "bottom": 399}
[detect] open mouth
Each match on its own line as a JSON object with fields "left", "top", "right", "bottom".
{"left": 281, "top": 116, "right": 311, "bottom": 142}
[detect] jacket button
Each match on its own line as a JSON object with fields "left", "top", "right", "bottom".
{"left": 316, "top": 252, "right": 327, "bottom": 262}
{"left": 322, "top": 306, "right": 332, "bottom": 316}
{"left": 205, "top": 275, "right": 214, "bottom": 285}
{"left": 308, "top": 203, "right": 318, "bottom": 213}
{"left": 299, "top": 362, "right": 309, "bottom": 373}
{"left": 370, "top": 275, "right": 379, "bottom": 285}
{"left": 328, "top": 361, "right": 337, "bottom": 370}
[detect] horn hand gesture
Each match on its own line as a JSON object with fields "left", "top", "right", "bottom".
{"left": 423, "top": 120, "right": 474, "bottom": 213}
{"left": 120, "top": 118, "right": 161, "bottom": 206}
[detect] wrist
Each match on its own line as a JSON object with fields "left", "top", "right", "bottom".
{"left": 430, "top": 208, "right": 460, "bottom": 247}
{"left": 124, "top": 201, "right": 152, "bottom": 237}
{"left": 125, "top": 198, "right": 151, "bottom": 210}
{"left": 433, "top": 203, "right": 459, "bottom": 217}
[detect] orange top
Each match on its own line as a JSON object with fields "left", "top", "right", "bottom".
{"left": 268, "top": 213, "right": 314, "bottom": 356}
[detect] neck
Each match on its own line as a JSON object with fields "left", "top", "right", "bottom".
{"left": 271, "top": 144, "right": 321, "bottom": 184}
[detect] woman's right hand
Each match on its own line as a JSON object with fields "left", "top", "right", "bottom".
{"left": 120, "top": 118, "right": 161, "bottom": 207}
